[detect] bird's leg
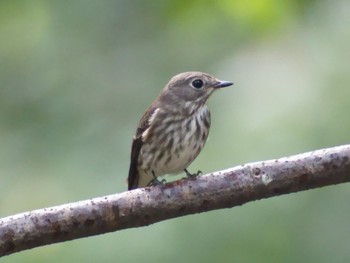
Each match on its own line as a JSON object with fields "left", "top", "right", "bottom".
{"left": 148, "top": 170, "right": 166, "bottom": 187}
{"left": 184, "top": 168, "right": 202, "bottom": 178}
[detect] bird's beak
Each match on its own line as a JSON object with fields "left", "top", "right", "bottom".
{"left": 214, "top": 80, "right": 234, "bottom": 89}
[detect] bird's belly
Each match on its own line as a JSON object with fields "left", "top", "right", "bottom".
{"left": 153, "top": 139, "right": 200, "bottom": 175}
{"left": 139, "top": 107, "right": 210, "bottom": 177}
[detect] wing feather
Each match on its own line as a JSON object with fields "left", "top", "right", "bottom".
{"left": 127, "top": 106, "right": 159, "bottom": 190}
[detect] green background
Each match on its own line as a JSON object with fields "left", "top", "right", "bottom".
{"left": 1, "top": 0, "right": 350, "bottom": 262}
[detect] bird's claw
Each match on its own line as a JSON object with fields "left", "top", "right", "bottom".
{"left": 148, "top": 177, "right": 166, "bottom": 187}
{"left": 184, "top": 169, "right": 202, "bottom": 178}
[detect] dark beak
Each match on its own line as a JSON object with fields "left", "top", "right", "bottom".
{"left": 214, "top": 80, "right": 234, "bottom": 89}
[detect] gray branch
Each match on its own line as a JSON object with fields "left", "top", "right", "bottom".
{"left": 1, "top": 145, "right": 350, "bottom": 257}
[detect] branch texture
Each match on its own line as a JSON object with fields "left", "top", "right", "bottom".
{"left": 1, "top": 145, "right": 350, "bottom": 256}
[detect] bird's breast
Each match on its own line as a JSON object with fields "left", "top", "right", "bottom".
{"left": 139, "top": 105, "right": 211, "bottom": 176}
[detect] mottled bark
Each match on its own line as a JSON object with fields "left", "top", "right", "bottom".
{"left": 1, "top": 145, "right": 350, "bottom": 257}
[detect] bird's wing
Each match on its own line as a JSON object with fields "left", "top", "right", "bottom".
{"left": 127, "top": 106, "right": 158, "bottom": 190}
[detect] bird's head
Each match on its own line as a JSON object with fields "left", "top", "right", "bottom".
{"left": 160, "top": 72, "right": 233, "bottom": 110}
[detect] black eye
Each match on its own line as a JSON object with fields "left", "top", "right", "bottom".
{"left": 192, "top": 79, "right": 204, "bottom": 89}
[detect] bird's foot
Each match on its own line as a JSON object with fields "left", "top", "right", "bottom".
{"left": 184, "top": 169, "right": 202, "bottom": 178}
{"left": 148, "top": 170, "right": 166, "bottom": 187}
{"left": 148, "top": 177, "right": 166, "bottom": 187}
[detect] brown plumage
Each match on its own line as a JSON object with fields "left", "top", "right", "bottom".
{"left": 128, "top": 71, "right": 233, "bottom": 190}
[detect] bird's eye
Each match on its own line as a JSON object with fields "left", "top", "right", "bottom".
{"left": 192, "top": 79, "right": 204, "bottom": 89}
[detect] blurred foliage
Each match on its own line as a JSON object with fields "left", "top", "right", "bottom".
{"left": 0, "top": 0, "right": 350, "bottom": 262}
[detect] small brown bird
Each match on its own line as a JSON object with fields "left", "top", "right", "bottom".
{"left": 128, "top": 71, "right": 233, "bottom": 190}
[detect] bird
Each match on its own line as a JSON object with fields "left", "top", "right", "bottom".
{"left": 127, "top": 71, "right": 233, "bottom": 190}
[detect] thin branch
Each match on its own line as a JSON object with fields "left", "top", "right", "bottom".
{"left": 1, "top": 145, "right": 350, "bottom": 257}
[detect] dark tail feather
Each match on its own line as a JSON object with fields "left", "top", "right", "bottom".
{"left": 128, "top": 159, "right": 139, "bottom": 190}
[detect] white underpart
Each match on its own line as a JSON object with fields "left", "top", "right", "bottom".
{"left": 139, "top": 104, "right": 210, "bottom": 179}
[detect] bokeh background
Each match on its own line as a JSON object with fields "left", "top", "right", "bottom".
{"left": 1, "top": 0, "right": 350, "bottom": 262}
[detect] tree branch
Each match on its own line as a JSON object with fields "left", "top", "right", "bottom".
{"left": 1, "top": 145, "right": 350, "bottom": 257}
